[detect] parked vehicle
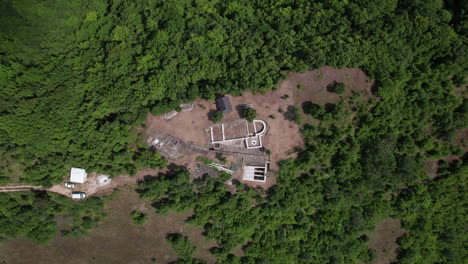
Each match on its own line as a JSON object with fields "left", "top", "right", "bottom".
{"left": 64, "top": 182, "right": 76, "bottom": 189}
{"left": 71, "top": 192, "right": 86, "bottom": 199}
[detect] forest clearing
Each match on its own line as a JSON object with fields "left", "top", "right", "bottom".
{"left": 0, "top": 1, "right": 466, "bottom": 263}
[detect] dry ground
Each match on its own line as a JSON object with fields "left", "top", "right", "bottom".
{"left": 0, "top": 188, "right": 217, "bottom": 264}
{"left": 284, "top": 66, "right": 374, "bottom": 105}
{"left": 365, "top": 218, "right": 406, "bottom": 264}
{"left": 146, "top": 100, "right": 218, "bottom": 147}
{"left": 143, "top": 66, "right": 373, "bottom": 183}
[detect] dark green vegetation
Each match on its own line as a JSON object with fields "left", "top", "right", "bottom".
{"left": 0, "top": 0, "right": 467, "bottom": 263}
{"left": 0, "top": 191, "right": 104, "bottom": 244}
{"left": 242, "top": 107, "right": 257, "bottom": 123}
{"left": 210, "top": 111, "right": 224, "bottom": 123}
{"left": 130, "top": 210, "right": 149, "bottom": 226}
{"left": 327, "top": 81, "right": 346, "bottom": 95}
{"left": 395, "top": 161, "right": 467, "bottom": 263}
{"left": 166, "top": 233, "right": 207, "bottom": 264}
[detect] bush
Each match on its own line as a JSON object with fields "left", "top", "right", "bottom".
{"left": 130, "top": 211, "right": 149, "bottom": 226}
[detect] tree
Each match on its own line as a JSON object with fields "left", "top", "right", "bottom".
{"left": 243, "top": 107, "right": 257, "bottom": 122}
{"left": 211, "top": 111, "right": 223, "bottom": 123}
{"left": 327, "top": 81, "right": 346, "bottom": 95}
{"left": 166, "top": 233, "right": 196, "bottom": 260}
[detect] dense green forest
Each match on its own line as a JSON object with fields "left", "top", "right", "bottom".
{"left": 0, "top": 191, "right": 105, "bottom": 244}
{"left": 0, "top": 0, "right": 467, "bottom": 263}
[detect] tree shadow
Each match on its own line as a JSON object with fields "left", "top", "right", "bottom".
{"left": 370, "top": 79, "right": 380, "bottom": 94}
{"left": 207, "top": 109, "right": 217, "bottom": 120}
{"left": 283, "top": 105, "right": 295, "bottom": 121}
{"left": 235, "top": 104, "right": 248, "bottom": 117}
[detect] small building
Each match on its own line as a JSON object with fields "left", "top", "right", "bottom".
{"left": 242, "top": 162, "right": 269, "bottom": 182}
{"left": 180, "top": 103, "right": 194, "bottom": 112}
{"left": 70, "top": 168, "right": 87, "bottom": 184}
{"left": 216, "top": 96, "right": 232, "bottom": 114}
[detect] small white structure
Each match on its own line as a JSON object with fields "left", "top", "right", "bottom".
{"left": 180, "top": 103, "right": 194, "bottom": 112}
{"left": 164, "top": 110, "right": 178, "bottom": 119}
{"left": 242, "top": 162, "right": 269, "bottom": 182}
{"left": 208, "top": 163, "right": 234, "bottom": 174}
{"left": 70, "top": 168, "right": 87, "bottom": 184}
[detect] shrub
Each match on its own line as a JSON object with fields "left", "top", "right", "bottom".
{"left": 130, "top": 211, "right": 149, "bottom": 226}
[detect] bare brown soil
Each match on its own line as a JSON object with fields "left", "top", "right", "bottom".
{"left": 0, "top": 188, "right": 217, "bottom": 264}
{"left": 145, "top": 89, "right": 304, "bottom": 172}
{"left": 366, "top": 218, "right": 406, "bottom": 264}
{"left": 222, "top": 120, "right": 249, "bottom": 140}
{"left": 284, "top": 66, "right": 374, "bottom": 105}
{"left": 146, "top": 100, "right": 217, "bottom": 147}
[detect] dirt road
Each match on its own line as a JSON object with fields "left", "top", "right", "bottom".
{"left": 0, "top": 168, "right": 162, "bottom": 198}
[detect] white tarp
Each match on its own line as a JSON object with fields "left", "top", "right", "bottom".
{"left": 70, "top": 168, "right": 87, "bottom": 183}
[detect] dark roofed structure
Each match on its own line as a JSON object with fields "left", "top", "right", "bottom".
{"left": 216, "top": 96, "right": 232, "bottom": 114}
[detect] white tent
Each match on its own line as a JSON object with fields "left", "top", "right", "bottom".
{"left": 70, "top": 168, "right": 87, "bottom": 183}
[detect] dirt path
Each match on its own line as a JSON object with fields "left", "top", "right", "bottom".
{"left": 0, "top": 184, "right": 66, "bottom": 196}
{"left": 0, "top": 168, "right": 163, "bottom": 198}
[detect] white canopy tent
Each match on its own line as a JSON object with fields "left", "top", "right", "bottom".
{"left": 70, "top": 168, "right": 87, "bottom": 183}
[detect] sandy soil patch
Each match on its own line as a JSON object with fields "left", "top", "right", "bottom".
{"left": 0, "top": 188, "right": 217, "bottom": 264}
{"left": 365, "top": 218, "right": 406, "bottom": 264}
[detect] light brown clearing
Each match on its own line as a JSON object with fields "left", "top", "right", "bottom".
{"left": 0, "top": 187, "right": 217, "bottom": 264}
{"left": 146, "top": 100, "right": 218, "bottom": 147}
{"left": 365, "top": 218, "right": 406, "bottom": 264}
{"left": 144, "top": 66, "right": 373, "bottom": 179}
{"left": 145, "top": 86, "right": 303, "bottom": 172}
{"left": 283, "top": 66, "right": 374, "bottom": 105}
